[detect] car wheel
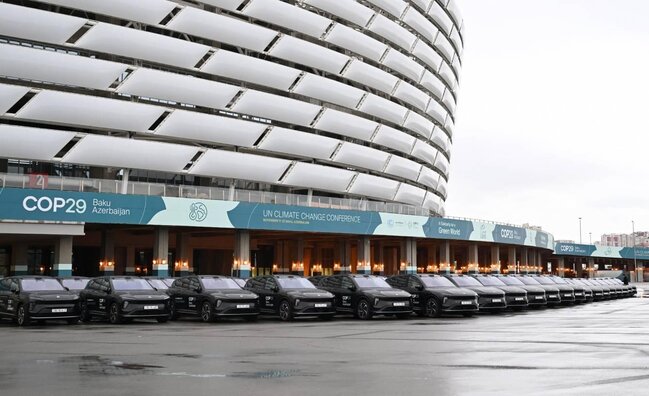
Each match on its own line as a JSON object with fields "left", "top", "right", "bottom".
{"left": 80, "top": 302, "right": 91, "bottom": 322}
{"left": 157, "top": 317, "right": 168, "bottom": 323}
{"left": 200, "top": 301, "right": 214, "bottom": 323}
{"left": 168, "top": 300, "right": 178, "bottom": 321}
{"left": 278, "top": 300, "right": 293, "bottom": 321}
{"left": 356, "top": 299, "right": 373, "bottom": 320}
{"left": 16, "top": 305, "right": 30, "bottom": 327}
{"left": 108, "top": 303, "right": 122, "bottom": 324}
{"left": 424, "top": 298, "right": 441, "bottom": 318}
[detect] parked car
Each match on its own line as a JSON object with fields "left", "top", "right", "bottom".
{"left": 512, "top": 275, "right": 562, "bottom": 305}
{"left": 547, "top": 276, "right": 588, "bottom": 303}
{"left": 470, "top": 275, "right": 529, "bottom": 310}
{"left": 443, "top": 275, "right": 507, "bottom": 311}
{"left": 494, "top": 275, "right": 547, "bottom": 307}
{"left": 602, "top": 278, "right": 633, "bottom": 297}
{"left": 386, "top": 274, "right": 478, "bottom": 317}
{"left": 167, "top": 275, "right": 259, "bottom": 322}
{"left": 0, "top": 276, "right": 80, "bottom": 326}
{"left": 56, "top": 276, "right": 90, "bottom": 293}
{"left": 244, "top": 275, "right": 335, "bottom": 321}
{"left": 610, "top": 278, "right": 636, "bottom": 297}
{"left": 592, "top": 279, "right": 623, "bottom": 298}
{"left": 565, "top": 278, "right": 599, "bottom": 301}
{"left": 529, "top": 275, "right": 575, "bottom": 304}
{"left": 314, "top": 274, "right": 412, "bottom": 320}
{"left": 79, "top": 276, "right": 170, "bottom": 324}
{"left": 582, "top": 279, "right": 611, "bottom": 299}
{"left": 142, "top": 276, "right": 175, "bottom": 291}
{"left": 232, "top": 278, "right": 247, "bottom": 288}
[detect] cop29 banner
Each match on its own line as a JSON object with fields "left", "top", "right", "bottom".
{"left": 0, "top": 187, "right": 554, "bottom": 249}
{"left": 555, "top": 242, "right": 649, "bottom": 260}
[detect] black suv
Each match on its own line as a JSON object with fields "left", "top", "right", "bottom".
{"left": 528, "top": 275, "right": 575, "bottom": 304}
{"left": 513, "top": 275, "right": 562, "bottom": 305}
{"left": 494, "top": 275, "right": 547, "bottom": 307}
{"left": 314, "top": 274, "right": 412, "bottom": 320}
{"left": 386, "top": 274, "right": 478, "bottom": 317}
{"left": 244, "top": 275, "right": 335, "bottom": 321}
{"left": 470, "top": 275, "right": 529, "bottom": 310}
{"left": 0, "top": 276, "right": 80, "bottom": 326}
{"left": 167, "top": 275, "right": 259, "bottom": 322}
{"left": 444, "top": 275, "right": 507, "bottom": 311}
{"left": 79, "top": 276, "right": 170, "bottom": 324}
{"left": 547, "top": 276, "right": 588, "bottom": 303}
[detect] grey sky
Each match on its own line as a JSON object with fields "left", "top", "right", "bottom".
{"left": 448, "top": 0, "right": 649, "bottom": 242}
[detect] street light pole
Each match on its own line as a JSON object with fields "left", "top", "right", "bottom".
{"left": 579, "top": 217, "right": 582, "bottom": 244}
{"left": 589, "top": 232, "right": 592, "bottom": 244}
{"left": 632, "top": 220, "right": 637, "bottom": 282}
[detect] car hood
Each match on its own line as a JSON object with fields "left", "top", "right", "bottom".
{"left": 462, "top": 286, "right": 505, "bottom": 295}
{"left": 114, "top": 291, "right": 169, "bottom": 300}
{"left": 361, "top": 288, "right": 411, "bottom": 298}
{"left": 517, "top": 285, "right": 546, "bottom": 293}
{"left": 208, "top": 290, "right": 258, "bottom": 299}
{"left": 553, "top": 285, "right": 574, "bottom": 292}
{"left": 286, "top": 289, "right": 334, "bottom": 299}
{"left": 26, "top": 291, "right": 78, "bottom": 301}
{"left": 493, "top": 286, "right": 527, "bottom": 294}
{"left": 429, "top": 287, "right": 477, "bottom": 297}
{"left": 535, "top": 285, "right": 560, "bottom": 293}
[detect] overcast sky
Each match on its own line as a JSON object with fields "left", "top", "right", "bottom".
{"left": 447, "top": 0, "right": 649, "bottom": 243}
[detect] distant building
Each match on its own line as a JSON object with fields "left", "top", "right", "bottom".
{"left": 600, "top": 232, "right": 649, "bottom": 247}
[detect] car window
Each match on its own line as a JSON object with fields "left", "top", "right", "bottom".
{"left": 189, "top": 278, "right": 201, "bottom": 290}
{"left": 420, "top": 276, "right": 455, "bottom": 287}
{"left": 147, "top": 279, "right": 169, "bottom": 290}
{"left": 476, "top": 276, "right": 506, "bottom": 286}
{"left": 61, "top": 278, "right": 89, "bottom": 290}
{"left": 264, "top": 278, "right": 277, "bottom": 291}
{"left": 0, "top": 278, "right": 11, "bottom": 291}
{"left": 111, "top": 278, "right": 154, "bottom": 291}
{"left": 276, "top": 277, "right": 316, "bottom": 289}
{"left": 340, "top": 277, "right": 353, "bottom": 289}
{"left": 449, "top": 276, "right": 482, "bottom": 287}
{"left": 498, "top": 277, "right": 524, "bottom": 286}
{"left": 200, "top": 277, "right": 241, "bottom": 290}
{"left": 407, "top": 277, "right": 422, "bottom": 289}
{"left": 21, "top": 278, "right": 66, "bottom": 291}
{"left": 353, "top": 276, "right": 391, "bottom": 288}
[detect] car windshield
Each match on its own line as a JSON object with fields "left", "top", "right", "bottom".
{"left": 60, "top": 278, "right": 89, "bottom": 290}
{"left": 499, "top": 277, "right": 524, "bottom": 286}
{"left": 517, "top": 277, "right": 541, "bottom": 285}
{"left": 450, "top": 276, "right": 482, "bottom": 287}
{"left": 277, "top": 277, "right": 316, "bottom": 289}
{"left": 420, "top": 276, "right": 455, "bottom": 287}
{"left": 476, "top": 277, "right": 505, "bottom": 286}
{"left": 353, "top": 277, "right": 391, "bottom": 288}
{"left": 201, "top": 278, "right": 242, "bottom": 290}
{"left": 21, "top": 278, "right": 66, "bottom": 291}
{"left": 111, "top": 278, "right": 154, "bottom": 291}
{"left": 611, "top": 279, "right": 623, "bottom": 285}
{"left": 162, "top": 278, "right": 175, "bottom": 287}
{"left": 147, "top": 279, "right": 169, "bottom": 290}
{"left": 550, "top": 277, "right": 567, "bottom": 284}
{"left": 233, "top": 278, "right": 246, "bottom": 287}
{"left": 531, "top": 276, "right": 555, "bottom": 285}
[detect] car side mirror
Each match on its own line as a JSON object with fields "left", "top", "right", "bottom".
{"left": 271, "top": 286, "right": 279, "bottom": 293}
{"left": 348, "top": 286, "right": 356, "bottom": 292}
{"left": 194, "top": 287, "right": 202, "bottom": 293}
{"left": 415, "top": 285, "right": 424, "bottom": 291}
{"left": 11, "top": 285, "right": 19, "bottom": 294}
{"left": 106, "top": 288, "right": 112, "bottom": 294}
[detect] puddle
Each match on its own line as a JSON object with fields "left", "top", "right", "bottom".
{"left": 60, "top": 355, "right": 164, "bottom": 376}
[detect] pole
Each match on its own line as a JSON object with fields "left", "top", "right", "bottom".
{"left": 632, "top": 220, "right": 637, "bottom": 279}
{"left": 579, "top": 217, "right": 582, "bottom": 244}
{"left": 589, "top": 232, "right": 592, "bottom": 244}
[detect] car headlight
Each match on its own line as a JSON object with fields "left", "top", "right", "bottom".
{"left": 443, "top": 297, "right": 448, "bottom": 304}
{"left": 123, "top": 301, "right": 129, "bottom": 308}
{"left": 374, "top": 297, "right": 380, "bottom": 306}
{"left": 216, "top": 300, "right": 222, "bottom": 308}
{"left": 295, "top": 299, "right": 300, "bottom": 307}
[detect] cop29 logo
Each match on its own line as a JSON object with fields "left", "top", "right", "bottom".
{"left": 189, "top": 202, "right": 208, "bottom": 222}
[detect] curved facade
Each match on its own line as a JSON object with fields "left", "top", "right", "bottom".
{"left": 0, "top": 0, "right": 463, "bottom": 216}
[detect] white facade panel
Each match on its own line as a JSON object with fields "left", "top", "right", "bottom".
{"left": 403, "top": 111, "right": 435, "bottom": 139}
{"left": 269, "top": 35, "right": 349, "bottom": 75}
{"left": 429, "top": 2, "right": 453, "bottom": 34}
{"left": 348, "top": 173, "right": 399, "bottom": 201}
{"left": 435, "top": 153, "right": 450, "bottom": 176}
{"left": 167, "top": 7, "right": 277, "bottom": 53}
{"left": 420, "top": 70, "right": 446, "bottom": 100}
{"left": 394, "top": 183, "right": 426, "bottom": 206}
{"left": 190, "top": 149, "right": 290, "bottom": 184}
{"left": 117, "top": 68, "right": 240, "bottom": 110}
{"left": 393, "top": 81, "right": 429, "bottom": 111}
{"left": 437, "top": 177, "right": 448, "bottom": 198}
{"left": 359, "top": 94, "right": 408, "bottom": 125}
{"left": 417, "top": 166, "right": 440, "bottom": 190}
{"left": 426, "top": 99, "right": 449, "bottom": 126}
{"left": 315, "top": 109, "right": 377, "bottom": 141}
{"left": 368, "top": 14, "right": 417, "bottom": 52}
{"left": 303, "top": 0, "right": 374, "bottom": 27}
{"left": 431, "top": 127, "right": 449, "bottom": 152}
{"left": 402, "top": 7, "right": 439, "bottom": 44}
{"left": 232, "top": 90, "right": 321, "bottom": 127}
{"left": 372, "top": 125, "right": 416, "bottom": 155}
{"left": 434, "top": 34, "right": 456, "bottom": 63}
{"left": 200, "top": 0, "right": 244, "bottom": 11}
{"left": 411, "top": 0, "right": 432, "bottom": 11}
{"left": 202, "top": 50, "right": 301, "bottom": 91}
{"left": 365, "top": 0, "right": 407, "bottom": 19}
{"left": 64, "top": 135, "right": 197, "bottom": 172}
{"left": 412, "top": 40, "right": 443, "bottom": 73}
{"left": 155, "top": 111, "right": 267, "bottom": 148}
{"left": 0, "top": 84, "right": 30, "bottom": 115}
{"left": 40, "top": 0, "right": 177, "bottom": 26}
{"left": 258, "top": 127, "right": 339, "bottom": 160}
{"left": 446, "top": 0, "right": 463, "bottom": 28}
{"left": 243, "top": 0, "right": 331, "bottom": 38}
{"left": 75, "top": 23, "right": 210, "bottom": 69}
{"left": 325, "top": 24, "right": 387, "bottom": 62}
{"left": 293, "top": 74, "right": 365, "bottom": 109}
{"left": 17, "top": 90, "right": 165, "bottom": 132}
{"left": 282, "top": 162, "right": 355, "bottom": 193}
{"left": 384, "top": 155, "right": 421, "bottom": 181}
{"left": 343, "top": 60, "right": 398, "bottom": 94}
{"left": 0, "top": 125, "right": 75, "bottom": 161}
{"left": 333, "top": 143, "right": 389, "bottom": 172}
{"left": 442, "top": 89, "right": 457, "bottom": 114}
{"left": 450, "top": 28, "right": 463, "bottom": 54}
{"left": 411, "top": 139, "right": 439, "bottom": 166}
{"left": 0, "top": 3, "right": 86, "bottom": 45}
{"left": 438, "top": 61, "right": 458, "bottom": 91}
{"left": 381, "top": 49, "right": 425, "bottom": 82}
{"left": 0, "top": 44, "right": 127, "bottom": 90}
{"left": 422, "top": 191, "right": 441, "bottom": 213}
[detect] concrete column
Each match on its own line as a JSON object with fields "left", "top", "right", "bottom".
{"left": 490, "top": 245, "right": 500, "bottom": 274}
{"left": 400, "top": 238, "right": 417, "bottom": 274}
{"left": 233, "top": 230, "right": 251, "bottom": 278}
{"left": 175, "top": 233, "right": 192, "bottom": 276}
{"left": 529, "top": 250, "right": 537, "bottom": 274}
{"left": 53, "top": 236, "right": 73, "bottom": 277}
{"left": 125, "top": 246, "right": 136, "bottom": 275}
{"left": 99, "top": 231, "right": 115, "bottom": 275}
{"left": 467, "top": 244, "right": 479, "bottom": 274}
{"left": 557, "top": 257, "right": 565, "bottom": 277}
{"left": 0, "top": 158, "right": 7, "bottom": 173}
{"left": 10, "top": 243, "right": 29, "bottom": 275}
{"left": 507, "top": 247, "right": 517, "bottom": 274}
{"left": 637, "top": 262, "right": 644, "bottom": 282}
{"left": 120, "top": 168, "right": 130, "bottom": 194}
{"left": 587, "top": 258, "right": 595, "bottom": 279}
{"left": 440, "top": 241, "right": 451, "bottom": 274}
{"left": 357, "top": 236, "right": 371, "bottom": 274}
{"left": 521, "top": 248, "right": 529, "bottom": 274}
{"left": 537, "top": 252, "right": 543, "bottom": 274}
{"left": 293, "top": 238, "right": 305, "bottom": 275}
{"left": 152, "top": 228, "right": 169, "bottom": 277}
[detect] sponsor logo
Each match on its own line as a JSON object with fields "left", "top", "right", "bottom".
{"left": 22, "top": 196, "right": 86, "bottom": 214}
{"left": 189, "top": 202, "right": 208, "bottom": 222}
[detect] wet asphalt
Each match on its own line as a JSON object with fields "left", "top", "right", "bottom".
{"left": 1, "top": 298, "right": 648, "bottom": 396}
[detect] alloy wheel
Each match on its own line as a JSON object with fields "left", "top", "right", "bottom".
{"left": 200, "top": 302, "right": 213, "bottom": 322}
